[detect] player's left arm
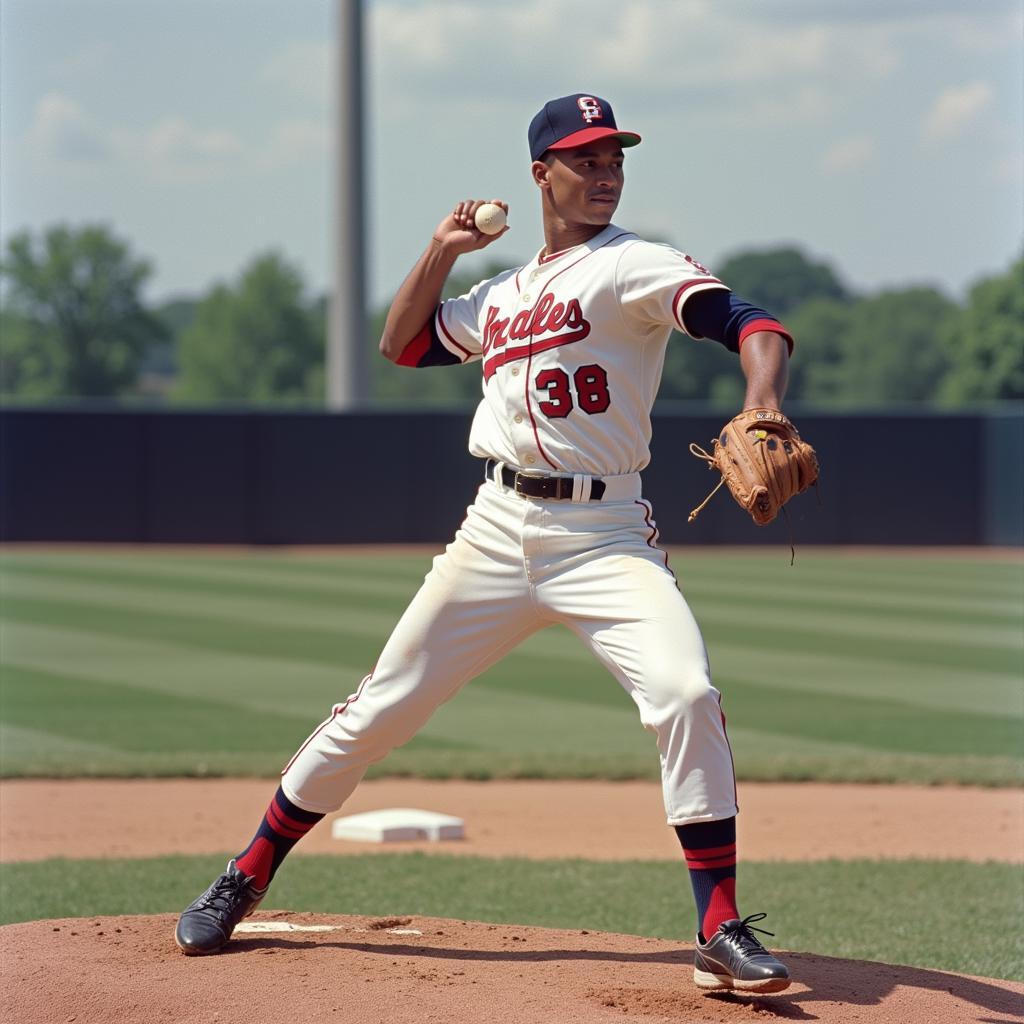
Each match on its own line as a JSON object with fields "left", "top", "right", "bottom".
{"left": 739, "top": 332, "right": 789, "bottom": 411}
{"left": 681, "top": 290, "right": 791, "bottom": 409}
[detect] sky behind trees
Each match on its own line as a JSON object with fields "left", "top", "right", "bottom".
{"left": 2, "top": 0, "right": 1021, "bottom": 307}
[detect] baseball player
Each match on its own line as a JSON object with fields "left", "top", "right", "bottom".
{"left": 176, "top": 93, "right": 795, "bottom": 995}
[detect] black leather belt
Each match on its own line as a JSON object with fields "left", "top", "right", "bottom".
{"left": 485, "top": 459, "right": 606, "bottom": 501}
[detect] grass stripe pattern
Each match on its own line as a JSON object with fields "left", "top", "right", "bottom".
{"left": 1, "top": 549, "right": 1021, "bottom": 784}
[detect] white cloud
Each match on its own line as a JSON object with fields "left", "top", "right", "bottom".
{"left": 732, "top": 0, "right": 1016, "bottom": 22}
{"left": 263, "top": 41, "right": 331, "bottom": 105}
{"left": 135, "top": 117, "right": 244, "bottom": 183}
{"left": 913, "top": 7, "right": 1024, "bottom": 55}
{"left": 24, "top": 93, "right": 249, "bottom": 183}
{"left": 731, "top": 0, "right": 1022, "bottom": 56}
{"left": 23, "top": 90, "right": 317, "bottom": 185}
{"left": 27, "top": 93, "right": 110, "bottom": 162}
{"left": 144, "top": 117, "right": 242, "bottom": 162}
{"left": 368, "top": 0, "right": 907, "bottom": 132}
{"left": 922, "top": 81, "right": 995, "bottom": 143}
{"left": 371, "top": 1, "right": 839, "bottom": 89}
{"left": 821, "top": 135, "right": 875, "bottom": 172}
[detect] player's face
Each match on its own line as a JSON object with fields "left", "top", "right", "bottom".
{"left": 538, "top": 138, "right": 625, "bottom": 226}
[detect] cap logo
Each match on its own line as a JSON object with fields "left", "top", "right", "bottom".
{"left": 577, "top": 96, "right": 604, "bottom": 124}
{"left": 528, "top": 93, "right": 640, "bottom": 161}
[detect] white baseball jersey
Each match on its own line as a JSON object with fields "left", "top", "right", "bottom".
{"left": 434, "top": 224, "right": 728, "bottom": 477}
{"left": 280, "top": 223, "right": 756, "bottom": 830}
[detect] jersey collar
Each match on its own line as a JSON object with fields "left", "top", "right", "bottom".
{"left": 534, "top": 224, "right": 622, "bottom": 268}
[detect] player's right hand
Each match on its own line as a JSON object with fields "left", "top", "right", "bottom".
{"left": 433, "top": 199, "right": 509, "bottom": 255}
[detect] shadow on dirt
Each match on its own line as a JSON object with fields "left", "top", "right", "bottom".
{"left": 226, "top": 935, "right": 1023, "bottom": 1020}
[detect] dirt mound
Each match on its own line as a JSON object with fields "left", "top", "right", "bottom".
{"left": 4, "top": 779, "right": 1022, "bottom": 864}
{"left": 2, "top": 913, "right": 1020, "bottom": 1024}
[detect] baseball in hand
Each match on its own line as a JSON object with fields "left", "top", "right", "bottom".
{"left": 474, "top": 203, "right": 507, "bottom": 235}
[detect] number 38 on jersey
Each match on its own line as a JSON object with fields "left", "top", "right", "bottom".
{"left": 536, "top": 364, "right": 611, "bottom": 418}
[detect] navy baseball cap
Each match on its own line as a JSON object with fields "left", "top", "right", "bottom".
{"left": 528, "top": 94, "right": 641, "bottom": 161}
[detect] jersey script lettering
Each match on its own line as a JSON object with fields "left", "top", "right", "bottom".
{"left": 482, "top": 295, "right": 591, "bottom": 378}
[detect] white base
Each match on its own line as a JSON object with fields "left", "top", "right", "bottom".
{"left": 331, "top": 808, "right": 465, "bottom": 843}
{"left": 235, "top": 922, "right": 423, "bottom": 936}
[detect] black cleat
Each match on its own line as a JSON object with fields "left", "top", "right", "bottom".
{"left": 693, "top": 913, "right": 791, "bottom": 993}
{"left": 174, "top": 860, "right": 268, "bottom": 956}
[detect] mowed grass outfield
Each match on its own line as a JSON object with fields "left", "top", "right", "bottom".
{"left": 1, "top": 547, "right": 1021, "bottom": 784}
{"left": 1, "top": 547, "right": 1023, "bottom": 981}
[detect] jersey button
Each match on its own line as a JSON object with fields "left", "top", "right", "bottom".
{"left": 525, "top": 455, "right": 536, "bottom": 465}
{"left": 510, "top": 367, "right": 520, "bottom": 377}
{"left": 522, "top": 293, "right": 531, "bottom": 302}
{"left": 514, "top": 414, "right": 523, "bottom": 424}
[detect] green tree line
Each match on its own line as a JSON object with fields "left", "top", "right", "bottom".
{"left": 2, "top": 223, "right": 1020, "bottom": 407}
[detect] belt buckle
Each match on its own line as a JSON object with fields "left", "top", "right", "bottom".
{"left": 513, "top": 470, "right": 545, "bottom": 496}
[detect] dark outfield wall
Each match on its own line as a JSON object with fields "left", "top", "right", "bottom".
{"left": 1, "top": 407, "right": 1021, "bottom": 546}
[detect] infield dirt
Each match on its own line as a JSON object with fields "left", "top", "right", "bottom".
{"left": 2, "top": 912, "right": 1022, "bottom": 1024}
{"left": 2, "top": 778, "right": 1021, "bottom": 863}
{"left": 2, "top": 779, "right": 1022, "bottom": 1023}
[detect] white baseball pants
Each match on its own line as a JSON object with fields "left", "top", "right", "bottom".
{"left": 280, "top": 475, "right": 738, "bottom": 826}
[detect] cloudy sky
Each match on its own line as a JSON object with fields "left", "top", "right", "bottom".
{"left": 2, "top": 0, "right": 1021, "bottom": 307}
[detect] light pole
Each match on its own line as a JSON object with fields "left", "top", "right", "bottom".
{"left": 327, "top": 0, "right": 369, "bottom": 410}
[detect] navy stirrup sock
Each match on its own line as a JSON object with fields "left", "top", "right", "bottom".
{"left": 675, "top": 816, "right": 739, "bottom": 942}
{"left": 234, "top": 786, "right": 325, "bottom": 889}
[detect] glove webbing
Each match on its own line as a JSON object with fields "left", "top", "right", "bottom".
{"left": 688, "top": 441, "right": 798, "bottom": 565}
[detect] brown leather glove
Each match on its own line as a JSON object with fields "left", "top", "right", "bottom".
{"left": 689, "top": 409, "right": 819, "bottom": 526}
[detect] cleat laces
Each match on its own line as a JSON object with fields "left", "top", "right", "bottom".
{"left": 719, "top": 913, "right": 775, "bottom": 954}
{"left": 198, "top": 873, "right": 250, "bottom": 917}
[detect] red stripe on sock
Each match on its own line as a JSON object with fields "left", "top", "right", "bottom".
{"left": 683, "top": 842, "right": 736, "bottom": 861}
{"left": 686, "top": 853, "right": 738, "bottom": 870}
{"left": 267, "top": 802, "right": 310, "bottom": 840}
{"left": 270, "top": 795, "right": 320, "bottom": 835}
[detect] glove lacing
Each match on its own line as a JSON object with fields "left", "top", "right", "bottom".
{"left": 687, "top": 443, "right": 725, "bottom": 523}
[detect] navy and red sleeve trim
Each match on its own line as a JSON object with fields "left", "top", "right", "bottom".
{"left": 681, "top": 290, "right": 794, "bottom": 354}
{"left": 395, "top": 310, "right": 463, "bottom": 368}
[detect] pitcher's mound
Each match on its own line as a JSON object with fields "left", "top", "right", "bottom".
{"left": 2, "top": 912, "right": 1020, "bottom": 1024}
